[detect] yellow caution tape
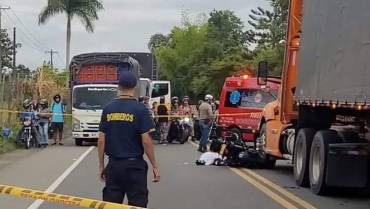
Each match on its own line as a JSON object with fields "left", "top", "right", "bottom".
{"left": 0, "top": 184, "right": 146, "bottom": 209}
{"left": 0, "top": 108, "right": 261, "bottom": 118}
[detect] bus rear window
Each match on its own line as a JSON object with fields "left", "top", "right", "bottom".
{"left": 225, "top": 89, "right": 276, "bottom": 109}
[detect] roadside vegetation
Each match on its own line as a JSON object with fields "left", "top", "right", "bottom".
{"left": 0, "top": 0, "right": 104, "bottom": 152}
{"left": 148, "top": 0, "right": 288, "bottom": 99}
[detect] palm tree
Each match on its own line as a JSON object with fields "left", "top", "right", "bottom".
{"left": 39, "top": 0, "right": 104, "bottom": 71}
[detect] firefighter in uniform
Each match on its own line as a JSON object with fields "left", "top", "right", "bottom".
{"left": 98, "top": 70, "right": 160, "bottom": 207}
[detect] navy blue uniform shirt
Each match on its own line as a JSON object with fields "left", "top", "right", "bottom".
{"left": 99, "top": 97, "right": 155, "bottom": 159}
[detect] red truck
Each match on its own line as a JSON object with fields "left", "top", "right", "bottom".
{"left": 218, "top": 75, "right": 280, "bottom": 144}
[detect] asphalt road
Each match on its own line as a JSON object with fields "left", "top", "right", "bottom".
{"left": 0, "top": 137, "right": 369, "bottom": 209}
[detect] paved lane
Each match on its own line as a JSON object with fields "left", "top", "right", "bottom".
{"left": 1, "top": 138, "right": 369, "bottom": 209}
{"left": 39, "top": 143, "right": 282, "bottom": 209}
{"left": 0, "top": 139, "right": 92, "bottom": 209}
{"left": 252, "top": 161, "right": 370, "bottom": 209}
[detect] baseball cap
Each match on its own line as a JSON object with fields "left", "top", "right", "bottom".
{"left": 119, "top": 70, "right": 137, "bottom": 89}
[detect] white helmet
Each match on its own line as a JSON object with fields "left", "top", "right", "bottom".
{"left": 205, "top": 94, "right": 213, "bottom": 101}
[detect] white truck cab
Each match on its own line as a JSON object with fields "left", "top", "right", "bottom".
{"left": 72, "top": 84, "right": 117, "bottom": 146}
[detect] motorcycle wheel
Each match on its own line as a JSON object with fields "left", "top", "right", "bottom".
{"left": 180, "top": 128, "right": 189, "bottom": 144}
{"left": 24, "top": 133, "right": 30, "bottom": 149}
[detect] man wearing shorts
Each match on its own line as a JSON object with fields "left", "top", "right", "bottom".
{"left": 51, "top": 94, "right": 65, "bottom": 145}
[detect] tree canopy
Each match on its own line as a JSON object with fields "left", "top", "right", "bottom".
{"left": 39, "top": 0, "right": 104, "bottom": 70}
{"left": 149, "top": 0, "right": 289, "bottom": 100}
{"left": 0, "top": 29, "right": 14, "bottom": 70}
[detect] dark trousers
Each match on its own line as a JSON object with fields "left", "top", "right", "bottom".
{"left": 103, "top": 158, "right": 148, "bottom": 207}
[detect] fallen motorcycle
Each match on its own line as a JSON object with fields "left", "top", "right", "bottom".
{"left": 214, "top": 132, "right": 271, "bottom": 168}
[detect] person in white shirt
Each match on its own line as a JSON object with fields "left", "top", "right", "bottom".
{"left": 196, "top": 139, "right": 224, "bottom": 166}
{"left": 198, "top": 152, "right": 222, "bottom": 165}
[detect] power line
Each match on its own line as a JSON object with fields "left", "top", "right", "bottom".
{"left": 2, "top": 21, "right": 45, "bottom": 56}
{"left": 1, "top": 20, "right": 47, "bottom": 69}
{"left": 9, "top": 9, "right": 49, "bottom": 50}
{"left": 3, "top": 11, "right": 46, "bottom": 52}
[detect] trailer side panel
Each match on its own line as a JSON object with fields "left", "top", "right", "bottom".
{"left": 296, "top": 0, "right": 370, "bottom": 104}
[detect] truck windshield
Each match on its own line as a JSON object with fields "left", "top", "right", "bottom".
{"left": 73, "top": 87, "right": 117, "bottom": 110}
{"left": 151, "top": 83, "right": 169, "bottom": 98}
{"left": 225, "top": 89, "right": 277, "bottom": 109}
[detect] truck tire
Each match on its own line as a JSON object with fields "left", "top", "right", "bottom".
{"left": 258, "top": 124, "right": 276, "bottom": 169}
{"left": 309, "top": 130, "right": 340, "bottom": 195}
{"left": 293, "top": 128, "right": 316, "bottom": 187}
{"left": 75, "top": 138, "right": 83, "bottom": 146}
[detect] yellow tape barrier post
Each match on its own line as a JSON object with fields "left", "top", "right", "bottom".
{"left": 0, "top": 185, "right": 146, "bottom": 209}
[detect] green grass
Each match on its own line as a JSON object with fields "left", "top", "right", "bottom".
{"left": 0, "top": 125, "right": 21, "bottom": 154}
{"left": 0, "top": 138, "right": 17, "bottom": 154}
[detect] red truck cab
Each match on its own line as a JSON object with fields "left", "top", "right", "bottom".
{"left": 218, "top": 75, "right": 280, "bottom": 142}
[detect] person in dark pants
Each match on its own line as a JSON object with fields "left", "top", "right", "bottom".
{"left": 50, "top": 94, "right": 66, "bottom": 145}
{"left": 98, "top": 71, "right": 160, "bottom": 208}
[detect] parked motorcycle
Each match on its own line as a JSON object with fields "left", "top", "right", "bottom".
{"left": 180, "top": 117, "right": 192, "bottom": 143}
{"left": 167, "top": 118, "right": 187, "bottom": 144}
{"left": 20, "top": 115, "right": 36, "bottom": 149}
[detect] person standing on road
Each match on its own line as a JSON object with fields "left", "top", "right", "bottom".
{"left": 38, "top": 99, "right": 50, "bottom": 148}
{"left": 98, "top": 71, "right": 160, "bottom": 208}
{"left": 179, "top": 96, "right": 195, "bottom": 139}
{"left": 157, "top": 97, "right": 169, "bottom": 144}
{"left": 198, "top": 94, "right": 214, "bottom": 152}
{"left": 152, "top": 101, "right": 158, "bottom": 118}
{"left": 50, "top": 94, "right": 66, "bottom": 146}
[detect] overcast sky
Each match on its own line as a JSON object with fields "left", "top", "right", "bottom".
{"left": 1, "top": 0, "right": 269, "bottom": 70}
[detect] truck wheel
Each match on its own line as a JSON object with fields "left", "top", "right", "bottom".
{"left": 257, "top": 124, "right": 276, "bottom": 168}
{"left": 75, "top": 138, "right": 83, "bottom": 146}
{"left": 309, "top": 130, "right": 340, "bottom": 195}
{"left": 293, "top": 128, "right": 316, "bottom": 187}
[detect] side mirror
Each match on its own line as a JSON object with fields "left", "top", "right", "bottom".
{"left": 257, "top": 61, "right": 268, "bottom": 85}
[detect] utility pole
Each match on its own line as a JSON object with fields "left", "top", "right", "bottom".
{"left": 0, "top": 6, "right": 10, "bottom": 80}
{"left": 45, "top": 49, "right": 58, "bottom": 69}
{"left": 13, "top": 27, "right": 16, "bottom": 69}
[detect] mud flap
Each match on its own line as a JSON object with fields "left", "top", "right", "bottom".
{"left": 326, "top": 143, "right": 370, "bottom": 188}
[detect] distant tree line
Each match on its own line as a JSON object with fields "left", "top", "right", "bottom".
{"left": 148, "top": 0, "right": 288, "bottom": 99}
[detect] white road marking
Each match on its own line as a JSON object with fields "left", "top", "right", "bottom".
{"left": 27, "top": 146, "right": 95, "bottom": 209}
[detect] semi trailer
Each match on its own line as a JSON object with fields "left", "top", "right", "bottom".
{"left": 257, "top": 0, "right": 370, "bottom": 195}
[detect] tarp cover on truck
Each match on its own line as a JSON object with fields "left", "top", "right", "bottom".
{"left": 126, "top": 52, "right": 155, "bottom": 79}
{"left": 69, "top": 52, "right": 141, "bottom": 85}
{"left": 296, "top": 0, "right": 370, "bottom": 104}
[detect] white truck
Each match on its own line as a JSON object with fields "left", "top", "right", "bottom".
{"left": 69, "top": 53, "right": 141, "bottom": 146}
{"left": 140, "top": 78, "right": 171, "bottom": 107}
